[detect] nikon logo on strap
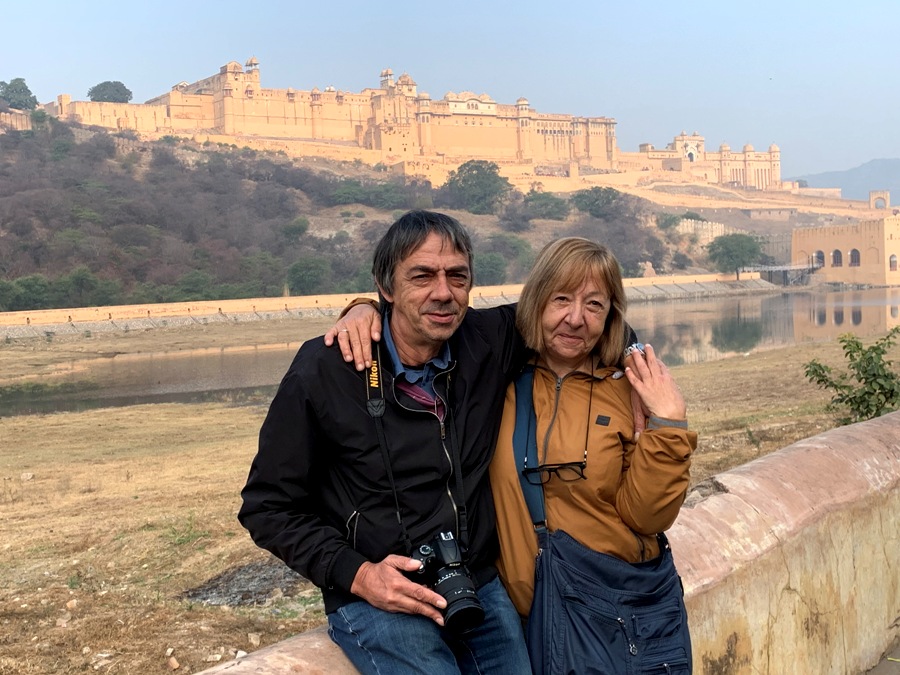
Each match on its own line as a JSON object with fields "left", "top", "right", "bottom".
{"left": 366, "top": 352, "right": 385, "bottom": 418}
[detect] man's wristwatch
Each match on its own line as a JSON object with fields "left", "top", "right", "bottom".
{"left": 623, "top": 342, "right": 645, "bottom": 359}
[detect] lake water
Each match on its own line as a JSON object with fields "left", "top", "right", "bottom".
{"left": 4, "top": 287, "right": 899, "bottom": 416}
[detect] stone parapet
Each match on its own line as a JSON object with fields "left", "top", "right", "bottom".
{"left": 200, "top": 412, "right": 900, "bottom": 674}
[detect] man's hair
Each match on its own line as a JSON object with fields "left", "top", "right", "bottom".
{"left": 372, "top": 210, "right": 474, "bottom": 303}
{"left": 516, "top": 237, "right": 627, "bottom": 367}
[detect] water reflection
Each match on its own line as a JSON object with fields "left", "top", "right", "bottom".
{"left": 626, "top": 287, "right": 900, "bottom": 365}
{"left": 3, "top": 288, "right": 899, "bottom": 416}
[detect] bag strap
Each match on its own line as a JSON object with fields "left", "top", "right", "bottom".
{"left": 512, "top": 365, "right": 548, "bottom": 532}
{"left": 514, "top": 366, "right": 669, "bottom": 556}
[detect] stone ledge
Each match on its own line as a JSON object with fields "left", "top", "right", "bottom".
{"left": 203, "top": 408, "right": 900, "bottom": 674}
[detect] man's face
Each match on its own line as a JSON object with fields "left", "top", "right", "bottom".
{"left": 380, "top": 232, "right": 471, "bottom": 364}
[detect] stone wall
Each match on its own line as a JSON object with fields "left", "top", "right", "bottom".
{"left": 200, "top": 411, "right": 900, "bottom": 674}
{"left": 0, "top": 110, "right": 32, "bottom": 131}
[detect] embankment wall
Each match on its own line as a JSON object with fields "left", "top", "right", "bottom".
{"left": 0, "top": 273, "right": 771, "bottom": 338}
{"left": 201, "top": 411, "right": 900, "bottom": 674}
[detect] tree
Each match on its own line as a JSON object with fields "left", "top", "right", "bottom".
{"left": 87, "top": 81, "right": 133, "bottom": 103}
{"left": 0, "top": 77, "right": 38, "bottom": 110}
{"left": 474, "top": 252, "right": 507, "bottom": 285}
{"left": 656, "top": 213, "right": 682, "bottom": 230}
{"left": 523, "top": 190, "right": 570, "bottom": 220}
{"left": 570, "top": 187, "right": 626, "bottom": 219}
{"left": 706, "top": 234, "right": 762, "bottom": 280}
{"left": 437, "top": 160, "right": 512, "bottom": 215}
{"left": 287, "top": 257, "right": 332, "bottom": 295}
{"left": 804, "top": 327, "right": 900, "bottom": 425}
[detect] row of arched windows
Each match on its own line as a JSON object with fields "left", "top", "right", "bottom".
{"left": 813, "top": 250, "right": 899, "bottom": 270}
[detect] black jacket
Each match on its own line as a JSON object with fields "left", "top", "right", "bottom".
{"left": 238, "top": 304, "right": 527, "bottom": 613}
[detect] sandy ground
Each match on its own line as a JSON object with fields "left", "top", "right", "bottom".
{"left": 0, "top": 315, "right": 865, "bottom": 674}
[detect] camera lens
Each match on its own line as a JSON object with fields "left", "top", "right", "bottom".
{"left": 433, "top": 568, "right": 484, "bottom": 634}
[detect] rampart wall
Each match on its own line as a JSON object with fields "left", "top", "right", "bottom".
{"left": 200, "top": 411, "right": 900, "bottom": 674}
{"left": 0, "top": 110, "right": 32, "bottom": 131}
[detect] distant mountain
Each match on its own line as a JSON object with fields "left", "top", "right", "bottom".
{"left": 792, "top": 158, "right": 900, "bottom": 201}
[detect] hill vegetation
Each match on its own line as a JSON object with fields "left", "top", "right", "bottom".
{"left": 0, "top": 120, "right": 705, "bottom": 312}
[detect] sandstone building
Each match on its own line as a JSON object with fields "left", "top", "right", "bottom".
{"left": 43, "top": 58, "right": 782, "bottom": 189}
{"left": 792, "top": 215, "right": 900, "bottom": 286}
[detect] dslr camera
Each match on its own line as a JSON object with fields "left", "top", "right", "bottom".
{"left": 408, "top": 531, "right": 484, "bottom": 634}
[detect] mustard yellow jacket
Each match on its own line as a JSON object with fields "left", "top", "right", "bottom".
{"left": 489, "top": 359, "right": 697, "bottom": 616}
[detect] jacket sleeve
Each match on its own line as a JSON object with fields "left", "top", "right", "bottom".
{"left": 615, "top": 421, "right": 696, "bottom": 535}
{"left": 238, "top": 366, "right": 368, "bottom": 594}
{"left": 470, "top": 303, "right": 530, "bottom": 378}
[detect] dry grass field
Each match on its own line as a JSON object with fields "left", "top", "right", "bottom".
{"left": 0, "top": 316, "right": 869, "bottom": 674}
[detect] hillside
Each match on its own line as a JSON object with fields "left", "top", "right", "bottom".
{"left": 0, "top": 120, "right": 718, "bottom": 312}
{"left": 1, "top": 118, "right": 871, "bottom": 314}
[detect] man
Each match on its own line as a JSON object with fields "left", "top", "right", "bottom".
{"left": 239, "top": 211, "right": 532, "bottom": 673}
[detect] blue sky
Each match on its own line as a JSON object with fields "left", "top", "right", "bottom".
{"left": 3, "top": 0, "right": 897, "bottom": 177}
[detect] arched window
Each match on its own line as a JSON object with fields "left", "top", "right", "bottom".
{"left": 814, "top": 251, "right": 825, "bottom": 267}
{"left": 832, "top": 250, "right": 843, "bottom": 267}
{"left": 852, "top": 308, "right": 862, "bottom": 325}
{"left": 834, "top": 309, "right": 844, "bottom": 326}
{"left": 849, "top": 249, "right": 860, "bottom": 267}
{"left": 891, "top": 254, "right": 898, "bottom": 272}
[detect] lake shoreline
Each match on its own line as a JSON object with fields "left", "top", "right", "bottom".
{"left": 0, "top": 277, "right": 784, "bottom": 341}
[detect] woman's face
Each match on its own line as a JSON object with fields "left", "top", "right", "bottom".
{"left": 540, "top": 276, "right": 611, "bottom": 375}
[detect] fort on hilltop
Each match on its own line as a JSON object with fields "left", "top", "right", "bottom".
{"left": 43, "top": 57, "right": 784, "bottom": 190}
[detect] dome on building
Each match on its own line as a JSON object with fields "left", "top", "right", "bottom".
{"left": 743, "top": 143, "right": 754, "bottom": 152}
{"left": 768, "top": 143, "right": 780, "bottom": 152}
{"left": 397, "top": 73, "right": 417, "bottom": 86}
{"left": 516, "top": 97, "right": 529, "bottom": 105}
{"left": 245, "top": 56, "right": 259, "bottom": 68}
{"left": 719, "top": 143, "right": 731, "bottom": 151}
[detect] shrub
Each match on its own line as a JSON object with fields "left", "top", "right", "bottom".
{"left": 804, "top": 326, "right": 900, "bottom": 424}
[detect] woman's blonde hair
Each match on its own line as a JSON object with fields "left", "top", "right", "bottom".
{"left": 516, "top": 237, "right": 627, "bottom": 367}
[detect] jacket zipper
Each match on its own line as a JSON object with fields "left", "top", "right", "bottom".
{"left": 390, "top": 371, "right": 460, "bottom": 539}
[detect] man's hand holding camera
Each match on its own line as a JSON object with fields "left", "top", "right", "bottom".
{"left": 351, "top": 555, "right": 448, "bottom": 625}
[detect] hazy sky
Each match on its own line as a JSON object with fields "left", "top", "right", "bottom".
{"left": 3, "top": 0, "right": 897, "bottom": 177}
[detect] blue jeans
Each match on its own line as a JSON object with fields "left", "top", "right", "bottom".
{"left": 328, "top": 576, "right": 531, "bottom": 674}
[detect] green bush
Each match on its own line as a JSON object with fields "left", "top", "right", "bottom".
{"left": 804, "top": 326, "right": 900, "bottom": 424}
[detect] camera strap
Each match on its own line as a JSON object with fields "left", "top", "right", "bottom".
{"left": 366, "top": 343, "right": 413, "bottom": 555}
{"left": 366, "top": 343, "right": 471, "bottom": 554}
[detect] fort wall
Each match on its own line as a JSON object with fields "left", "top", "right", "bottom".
{"left": 0, "top": 109, "right": 32, "bottom": 131}
{"left": 44, "top": 59, "right": 777, "bottom": 190}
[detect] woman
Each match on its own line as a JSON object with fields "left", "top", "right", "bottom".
{"left": 490, "top": 237, "right": 695, "bottom": 674}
